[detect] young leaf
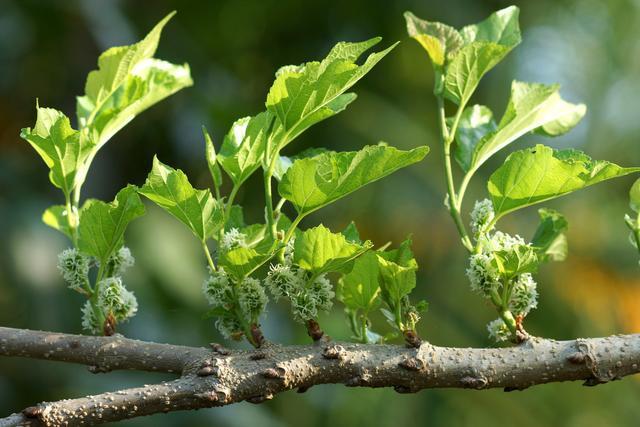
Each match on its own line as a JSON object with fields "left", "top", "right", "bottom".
{"left": 293, "top": 225, "right": 371, "bottom": 275}
{"left": 42, "top": 205, "right": 74, "bottom": 239}
{"left": 404, "top": 11, "right": 464, "bottom": 67}
{"left": 378, "top": 237, "right": 417, "bottom": 269}
{"left": 265, "top": 38, "right": 395, "bottom": 154}
{"left": 341, "top": 221, "right": 363, "bottom": 244}
{"left": 338, "top": 251, "right": 381, "bottom": 312}
{"left": 531, "top": 208, "right": 568, "bottom": 262}
{"left": 203, "top": 126, "right": 223, "bottom": 196}
{"left": 77, "top": 185, "right": 145, "bottom": 263}
{"left": 444, "top": 6, "right": 521, "bottom": 105}
{"left": 75, "top": 12, "right": 192, "bottom": 188}
{"left": 492, "top": 245, "right": 539, "bottom": 280}
{"left": 467, "top": 81, "right": 586, "bottom": 173}
{"left": 279, "top": 144, "right": 429, "bottom": 216}
{"left": 488, "top": 144, "right": 640, "bottom": 218}
{"left": 217, "top": 112, "right": 272, "bottom": 187}
{"left": 451, "top": 105, "right": 497, "bottom": 171}
{"left": 20, "top": 107, "right": 86, "bottom": 198}
{"left": 377, "top": 256, "right": 417, "bottom": 308}
{"left": 219, "top": 245, "right": 274, "bottom": 281}
{"left": 139, "top": 157, "right": 224, "bottom": 242}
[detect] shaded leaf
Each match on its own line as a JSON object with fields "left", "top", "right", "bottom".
{"left": 203, "top": 126, "right": 223, "bottom": 195}
{"left": 451, "top": 105, "right": 497, "bottom": 171}
{"left": 630, "top": 178, "right": 640, "bottom": 213}
{"left": 531, "top": 208, "right": 568, "bottom": 262}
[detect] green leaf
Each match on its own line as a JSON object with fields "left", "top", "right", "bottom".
{"left": 378, "top": 238, "right": 417, "bottom": 269}
{"left": 444, "top": 7, "right": 521, "bottom": 105}
{"left": 219, "top": 243, "right": 274, "bottom": 281}
{"left": 531, "top": 208, "right": 568, "bottom": 262}
{"left": 293, "top": 225, "right": 371, "bottom": 275}
{"left": 338, "top": 252, "right": 381, "bottom": 312}
{"left": 451, "top": 105, "right": 497, "bottom": 171}
{"left": 203, "top": 126, "right": 223, "bottom": 195}
{"left": 218, "top": 112, "right": 273, "bottom": 186}
{"left": 629, "top": 178, "right": 640, "bottom": 213}
{"left": 468, "top": 81, "right": 586, "bottom": 173}
{"left": 404, "top": 11, "right": 464, "bottom": 67}
{"left": 75, "top": 12, "right": 192, "bottom": 187}
{"left": 265, "top": 38, "right": 394, "bottom": 154}
{"left": 492, "top": 245, "right": 538, "bottom": 280}
{"left": 376, "top": 256, "right": 416, "bottom": 307}
{"left": 488, "top": 144, "right": 640, "bottom": 218}
{"left": 341, "top": 221, "right": 363, "bottom": 244}
{"left": 42, "top": 205, "right": 73, "bottom": 239}
{"left": 279, "top": 144, "right": 429, "bottom": 216}
{"left": 139, "top": 157, "right": 224, "bottom": 242}
{"left": 20, "top": 107, "right": 86, "bottom": 198}
{"left": 78, "top": 185, "right": 145, "bottom": 263}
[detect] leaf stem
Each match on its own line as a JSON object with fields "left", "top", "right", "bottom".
{"left": 284, "top": 214, "right": 304, "bottom": 244}
{"left": 202, "top": 241, "right": 217, "bottom": 272}
{"left": 437, "top": 95, "right": 473, "bottom": 252}
{"left": 263, "top": 163, "right": 277, "bottom": 240}
{"left": 224, "top": 183, "right": 241, "bottom": 224}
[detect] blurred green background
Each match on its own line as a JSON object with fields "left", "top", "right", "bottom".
{"left": 1, "top": 0, "right": 640, "bottom": 425}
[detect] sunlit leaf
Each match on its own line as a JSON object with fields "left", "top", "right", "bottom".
{"left": 338, "top": 252, "right": 381, "bottom": 312}
{"left": 139, "top": 157, "right": 224, "bottom": 242}
{"left": 469, "top": 81, "right": 586, "bottom": 173}
{"left": 42, "top": 205, "right": 74, "bottom": 239}
{"left": 293, "top": 225, "right": 371, "bottom": 275}
{"left": 218, "top": 112, "right": 272, "bottom": 186}
{"left": 279, "top": 144, "right": 429, "bottom": 216}
{"left": 78, "top": 185, "right": 145, "bottom": 263}
{"left": 444, "top": 6, "right": 521, "bottom": 105}
{"left": 488, "top": 144, "right": 640, "bottom": 218}
{"left": 404, "top": 11, "right": 463, "bottom": 67}
{"left": 20, "top": 107, "right": 86, "bottom": 198}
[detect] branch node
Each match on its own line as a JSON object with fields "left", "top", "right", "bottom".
{"left": 261, "top": 366, "right": 286, "bottom": 380}
{"left": 197, "top": 363, "right": 220, "bottom": 377}
{"left": 246, "top": 393, "right": 274, "bottom": 404}
{"left": 398, "top": 356, "right": 425, "bottom": 372}
{"left": 322, "top": 345, "right": 345, "bottom": 360}
{"left": 209, "top": 343, "right": 231, "bottom": 356}
{"left": 403, "top": 330, "right": 422, "bottom": 348}
{"left": 22, "top": 406, "right": 43, "bottom": 418}
{"left": 306, "top": 319, "right": 325, "bottom": 342}
{"left": 459, "top": 375, "right": 488, "bottom": 389}
{"left": 250, "top": 351, "right": 267, "bottom": 361}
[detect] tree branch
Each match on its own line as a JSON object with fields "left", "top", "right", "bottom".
{"left": 1, "top": 326, "right": 639, "bottom": 426}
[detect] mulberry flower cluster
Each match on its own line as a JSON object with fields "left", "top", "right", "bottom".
{"left": 201, "top": 268, "right": 268, "bottom": 339}
{"left": 466, "top": 200, "right": 540, "bottom": 342}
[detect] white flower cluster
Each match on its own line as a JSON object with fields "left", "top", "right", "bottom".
{"left": 509, "top": 273, "right": 538, "bottom": 316}
{"left": 108, "top": 247, "right": 135, "bottom": 276}
{"left": 220, "top": 228, "right": 247, "bottom": 251}
{"left": 80, "top": 276, "right": 138, "bottom": 334}
{"left": 266, "top": 263, "right": 334, "bottom": 323}
{"left": 486, "top": 318, "right": 511, "bottom": 342}
{"left": 237, "top": 277, "right": 268, "bottom": 320}
{"left": 202, "top": 268, "right": 268, "bottom": 338}
{"left": 466, "top": 219, "right": 540, "bottom": 342}
{"left": 97, "top": 277, "right": 138, "bottom": 321}
{"left": 470, "top": 199, "right": 495, "bottom": 235}
{"left": 202, "top": 268, "right": 232, "bottom": 307}
{"left": 57, "top": 248, "right": 91, "bottom": 292}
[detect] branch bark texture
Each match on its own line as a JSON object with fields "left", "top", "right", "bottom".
{"left": 1, "top": 326, "right": 639, "bottom": 426}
